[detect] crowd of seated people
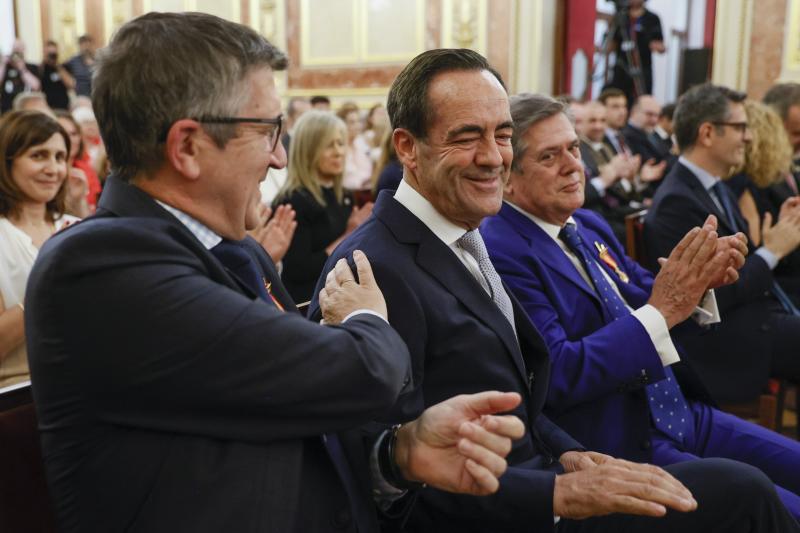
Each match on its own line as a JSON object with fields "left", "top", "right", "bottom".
{"left": 4, "top": 16, "right": 800, "bottom": 532}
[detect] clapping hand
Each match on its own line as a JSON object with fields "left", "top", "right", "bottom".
{"left": 248, "top": 203, "right": 297, "bottom": 263}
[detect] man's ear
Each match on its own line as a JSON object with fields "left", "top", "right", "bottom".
{"left": 504, "top": 170, "right": 517, "bottom": 198}
{"left": 164, "top": 119, "right": 205, "bottom": 180}
{"left": 696, "top": 122, "right": 715, "bottom": 149}
{"left": 393, "top": 128, "right": 418, "bottom": 172}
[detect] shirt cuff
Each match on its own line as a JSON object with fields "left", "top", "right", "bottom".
{"left": 632, "top": 304, "right": 680, "bottom": 366}
{"left": 589, "top": 177, "right": 606, "bottom": 196}
{"left": 370, "top": 430, "right": 407, "bottom": 509}
{"left": 342, "top": 309, "right": 389, "bottom": 324}
{"left": 692, "top": 289, "right": 721, "bottom": 325}
{"left": 755, "top": 247, "right": 779, "bottom": 270}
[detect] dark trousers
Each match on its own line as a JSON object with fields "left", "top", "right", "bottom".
{"left": 559, "top": 458, "right": 800, "bottom": 532}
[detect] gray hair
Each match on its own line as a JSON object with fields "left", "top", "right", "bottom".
{"left": 763, "top": 82, "right": 800, "bottom": 121}
{"left": 93, "top": 12, "right": 288, "bottom": 182}
{"left": 509, "top": 93, "right": 568, "bottom": 173}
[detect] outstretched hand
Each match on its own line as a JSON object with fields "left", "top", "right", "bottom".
{"left": 395, "top": 391, "right": 525, "bottom": 495}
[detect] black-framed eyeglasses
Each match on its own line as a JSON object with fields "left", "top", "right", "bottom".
{"left": 194, "top": 115, "right": 284, "bottom": 152}
{"left": 711, "top": 121, "right": 749, "bottom": 134}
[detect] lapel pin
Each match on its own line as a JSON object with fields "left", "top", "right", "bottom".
{"left": 594, "top": 241, "right": 630, "bottom": 283}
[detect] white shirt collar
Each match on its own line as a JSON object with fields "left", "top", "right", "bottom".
{"left": 504, "top": 200, "right": 575, "bottom": 243}
{"left": 654, "top": 125, "right": 670, "bottom": 140}
{"left": 678, "top": 155, "right": 720, "bottom": 191}
{"left": 155, "top": 200, "right": 222, "bottom": 250}
{"left": 393, "top": 179, "right": 468, "bottom": 246}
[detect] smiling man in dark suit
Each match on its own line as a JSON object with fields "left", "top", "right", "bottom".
{"left": 312, "top": 49, "right": 799, "bottom": 533}
{"left": 24, "top": 13, "right": 527, "bottom": 533}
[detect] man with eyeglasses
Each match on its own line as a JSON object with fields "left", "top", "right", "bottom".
{"left": 24, "top": 12, "right": 526, "bottom": 533}
{"left": 646, "top": 83, "right": 800, "bottom": 405}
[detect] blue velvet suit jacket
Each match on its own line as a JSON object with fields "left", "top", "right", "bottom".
{"left": 482, "top": 204, "right": 708, "bottom": 461}
{"left": 310, "top": 192, "right": 583, "bottom": 533}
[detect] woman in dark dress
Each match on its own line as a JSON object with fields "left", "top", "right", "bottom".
{"left": 273, "top": 110, "right": 373, "bottom": 304}
{"left": 725, "top": 100, "right": 800, "bottom": 300}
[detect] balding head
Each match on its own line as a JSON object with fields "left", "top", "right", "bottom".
{"left": 584, "top": 101, "right": 607, "bottom": 143}
{"left": 570, "top": 102, "right": 587, "bottom": 137}
{"left": 629, "top": 95, "right": 661, "bottom": 131}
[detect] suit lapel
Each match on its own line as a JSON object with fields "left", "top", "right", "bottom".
{"left": 374, "top": 194, "right": 529, "bottom": 385}
{"left": 98, "top": 176, "right": 258, "bottom": 299}
{"left": 499, "top": 204, "right": 601, "bottom": 306}
{"left": 676, "top": 164, "right": 740, "bottom": 235}
{"left": 577, "top": 222, "right": 630, "bottom": 290}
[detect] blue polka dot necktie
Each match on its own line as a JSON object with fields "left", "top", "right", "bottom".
{"left": 559, "top": 222, "right": 692, "bottom": 444}
{"left": 212, "top": 239, "right": 364, "bottom": 519}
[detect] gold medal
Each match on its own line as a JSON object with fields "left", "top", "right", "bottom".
{"left": 595, "top": 241, "right": 630, "bottom": 283}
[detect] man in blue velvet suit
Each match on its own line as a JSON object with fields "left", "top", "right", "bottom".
{"left": 481, "top": 92, "right": 800, "bottom": 521}
{"left": 24, "top": 13, "right": 528, "bottom": 533}
{"left": 312, "top": 50, "right": 800, "bottom": 532}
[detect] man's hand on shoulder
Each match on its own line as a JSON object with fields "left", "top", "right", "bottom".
{"left": 318, "top": 250, "right": 388, "bottom": 324}
{"left": 394, "top": 391, "right": 525, "bottom": 495}
{"left": 553, "top": 456, "right": 697, "bottom": 519}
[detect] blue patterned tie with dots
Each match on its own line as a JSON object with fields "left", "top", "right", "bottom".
{"left": 559, "top": 222, "right": 692, "bottom": 444}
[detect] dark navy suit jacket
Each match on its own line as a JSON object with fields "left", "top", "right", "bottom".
{"left": 482, "top": 204, "right": 710, "bottom": 461}
{"left": 309, "top": 192, "right": 582, "bottom": 533}
{"left": 644, "top": 162, "right": 775, "bottom": 402}
{"left": 26, "top": 177, "right": 411, "bottom": 533}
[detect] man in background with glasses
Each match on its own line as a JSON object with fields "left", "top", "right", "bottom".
{"left": 646, "top": 83, "right": 800, "bottom": 406}
{"left": 24, "top": 12, "right": 525, "bottom": 533}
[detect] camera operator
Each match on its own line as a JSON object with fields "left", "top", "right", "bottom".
{"left": 40, "top": 40, "right": 75, "bottom": 111}
{"left": 0, "top": 38, "right": 41, "bottom": 114}
{"left": 606, "top": 0, "right": 665, "bottom": 104}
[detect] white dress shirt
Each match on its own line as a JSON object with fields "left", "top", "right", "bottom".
{"left": 679, "top": 156, "right": 778, "bottom": 269}
{"left": 394, "top": 179, "right": 492, "bottom": 296}
{"left": 506, "top": 201, "right": 691, "bottom": 368}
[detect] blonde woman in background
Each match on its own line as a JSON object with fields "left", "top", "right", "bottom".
{"left": 725, "top": 99, "right": 800, "bottom": 300}
{"left": 273, "top": 110, "right": 372, "bottom": 305}
{"left": 726, "top": 100, "right": 796, "bottom": 246}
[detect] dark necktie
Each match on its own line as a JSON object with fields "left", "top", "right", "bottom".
{"left": 711, "top": 182, "right": 800, "bottom": 315}
{"left": 210, "top": 239, "right": 274, "bottom": 305}
{"left": 212, "top": 239, "right": 366, "bottom": 523}
{"left": 616, "top": 133, "right": 629, "bottom": 155}
{"left": 559, "top": 223, "right": 692, "bottom": 444}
